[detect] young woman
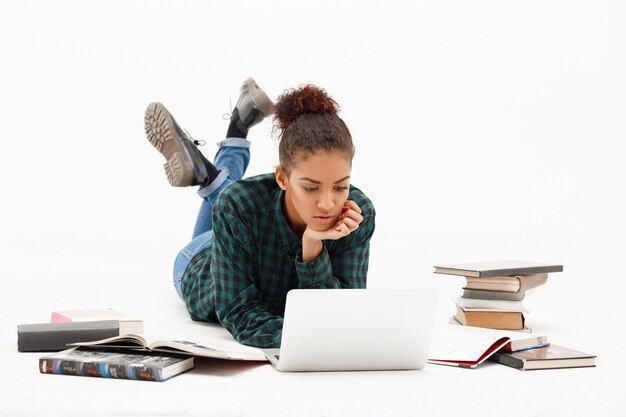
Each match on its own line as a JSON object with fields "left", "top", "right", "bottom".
{"left": 143, "top": 78, "right": 375, "bottom": 348}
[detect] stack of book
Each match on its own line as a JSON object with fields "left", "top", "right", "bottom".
{"left": 434, "top": 260, "right": 563, "bottom": 331}
{"left": 36, "top": 328, "right": 267, "bottom": 381}
{"left": 18, "top": 308, "right": 268, "bottom": 382}
{"left": 428, "top": 325, "right": 596, "bottom": 371}
{"left": 17, "top": 308, "right": 144, "bottom": 352}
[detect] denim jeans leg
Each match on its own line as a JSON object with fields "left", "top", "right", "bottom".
{"left": 213, "top": 137, "right": 251, "bottom": 181}
{"left": 191, "top": 138, "right": 251, "bottom": 238}
{"left": 175, "top": 137, "right": 252, "bottom": 300}
{"left": 172, "top": 230, "right": 213, "bottom": 300}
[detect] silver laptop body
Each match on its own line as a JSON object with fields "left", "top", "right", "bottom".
{"left": 263, "top": 289, "right": 437, "bottom": 372}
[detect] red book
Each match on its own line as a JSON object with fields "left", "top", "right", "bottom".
{"left": 428, "top": 325, "right": 549, "bottom": 368}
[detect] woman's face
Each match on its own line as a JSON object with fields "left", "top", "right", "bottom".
{"left": 276, "top": 150, "right": 352, "bottom": 235}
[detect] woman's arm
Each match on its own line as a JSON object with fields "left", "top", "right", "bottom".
{"left": 295, "top": 204, "right": 375, "bottom": 289}
{"left": 210, "top": 210, "right": 284, "bottom": 348}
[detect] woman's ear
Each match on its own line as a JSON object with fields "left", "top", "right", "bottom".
{"left": 275, "top": 166, "right": 288, "bottom": 191}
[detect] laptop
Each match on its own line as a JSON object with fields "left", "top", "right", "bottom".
{"left": 263, "top": 288, "right": 438, "bottom": 372}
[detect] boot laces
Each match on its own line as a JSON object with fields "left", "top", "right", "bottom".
{"left": 182, "top": 127, "right": 206, "bottom": 147}
{"left": 222, "top": 97, "right": 233, "bottom": 120}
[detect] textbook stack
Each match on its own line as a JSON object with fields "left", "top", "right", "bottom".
{"left": 434, "top": 260, "right": 563, "bottom": 331}
{"left": 17, "top": 309, "right": 144, "bottom": 352}
{"left": 19, "top": 309, "right": 267, "bottom": 382}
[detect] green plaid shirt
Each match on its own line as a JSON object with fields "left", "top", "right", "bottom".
{"left": 181, "top": 173, "right": 375, "bottom": 348}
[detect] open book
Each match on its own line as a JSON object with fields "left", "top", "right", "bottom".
{"left": 72, "top": 333, "right": 267, "bottom": 362}
{"left": 428, "top": 325, "right": 549, "bottom": 368}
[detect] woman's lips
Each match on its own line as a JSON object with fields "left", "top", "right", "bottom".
{"left": 313, "top": 215, "right": 335, "bottom": 225}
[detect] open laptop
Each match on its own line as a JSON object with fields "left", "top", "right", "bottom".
{"left": 263, "top": 289, "right": 437, "bottom": 372}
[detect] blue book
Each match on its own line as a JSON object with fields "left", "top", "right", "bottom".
{"left": 39, "top": 347, "right": 194, "bottom": 382}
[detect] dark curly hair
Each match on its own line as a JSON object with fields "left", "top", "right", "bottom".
{"left": 273, "top": 84, "right": 354, "bottom": 173}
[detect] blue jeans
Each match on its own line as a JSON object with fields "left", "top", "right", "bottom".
{"left": 172, "top": 137, "right": 251, "bottom": 300}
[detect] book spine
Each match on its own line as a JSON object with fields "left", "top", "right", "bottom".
{"left": 39, "top": 358, "right": 83, "bottom": 376}
{"left": 39, "top": 358, "right": 165, "bottom": 381}
{"left": 107, "top": 363, "right": 163, "bottom": 381}
{"left": 489, "top": 351, "right": 525, "bottom": 370}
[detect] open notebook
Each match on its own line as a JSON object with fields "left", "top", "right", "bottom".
{"left": 428, "top": 325, "right": 549, "bottom": 368}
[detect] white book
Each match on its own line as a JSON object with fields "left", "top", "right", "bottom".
{"left": 51, "top": 308, "right": 143, "bottom": 335}
{"left": 453, "top": 296, "right": 525, "bottom": 312}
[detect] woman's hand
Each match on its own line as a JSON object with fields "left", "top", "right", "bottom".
{"left": 305, "top": 200, "right": 363, "bottom": 241}
{"left": 301, "top": 200, "right": 363, "bottom": 262}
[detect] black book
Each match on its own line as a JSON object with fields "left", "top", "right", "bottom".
{"left": 434, "top": 260, "right": 563, "bottom": 278}
{"left": 39, "top": 347, "right": 194, "bottom": 382}
{"left": 17, "top": 320, "right": 122, "bottom": 352}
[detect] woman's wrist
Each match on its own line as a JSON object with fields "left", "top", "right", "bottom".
{"left": 301, "top": 235, "right": 323, "bottom": 262}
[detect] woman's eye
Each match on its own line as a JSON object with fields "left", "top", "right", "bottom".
{"left": 334, "top": 186, "right": 349, "bottom": 192}
{"left": 304, "top": 187, "right": 318, "bottom": 192}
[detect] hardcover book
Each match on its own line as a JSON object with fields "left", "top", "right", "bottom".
{"left": 51, "top": 308, "right": 143, "bottom": 335}
{"left": 464, "top": 273, "right": 548, "bottom": 293}
{"left": 72, "top": 334, "right": 267, "bottom": 361}
{"left": 462, "top": 288, "right": 525, "bottom": 301}
{"left": 455, "top": 305, "right": 525, "bottom": 330}
{"left": 17, "top": 320, "right": 122, "bottom": 352}
{"left": 428, "top": 325, "right": 549, "bottom": 368}
{"left": 434, "top": 260, "right": 563, "bottom": 278}
{"left": 454, "top": 296, "right": 525, "bottom": 312}
{"left": 449, "top": 315, "right": 534, "bottom": 335}
{"left": 489, "top": 344, "right": 596, "bottom": 370}
{"left": 39, "top": 347, "right": 194, "bottom": 381}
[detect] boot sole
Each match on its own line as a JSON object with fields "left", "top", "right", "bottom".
{"left": 244, "top": 77, "right": 275, "bottom": 117}
{"left": 144, "top": 102, "right": 194, "bottom": 187}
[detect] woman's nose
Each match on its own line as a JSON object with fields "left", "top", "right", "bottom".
{"left": 317, "top": 193, "right": 335, "bottom": 211}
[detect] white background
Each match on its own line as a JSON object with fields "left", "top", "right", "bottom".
{"left": 1, "top": 1, "right": 625, "bottom": 416}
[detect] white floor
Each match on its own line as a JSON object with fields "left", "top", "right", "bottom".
{"left": 2, "top": 230, "right": 624, "bottom": 416}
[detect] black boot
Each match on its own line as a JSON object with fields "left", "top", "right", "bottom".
{"left": 226, "top": 77, "right": 275, "bottom": 138}
{"left": 144, "top": 102, "right": 219, "bottom": 187}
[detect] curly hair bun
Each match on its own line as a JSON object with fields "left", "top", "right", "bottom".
{"left": 274, "top": 84, "right": 339, "bottom": 131}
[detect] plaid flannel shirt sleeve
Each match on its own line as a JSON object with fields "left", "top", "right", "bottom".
{"left": 211, "top": 209, "right": 284, "bottom": 348}
{"left": 295, "top": 206, "right": 375, "bottom": 289}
